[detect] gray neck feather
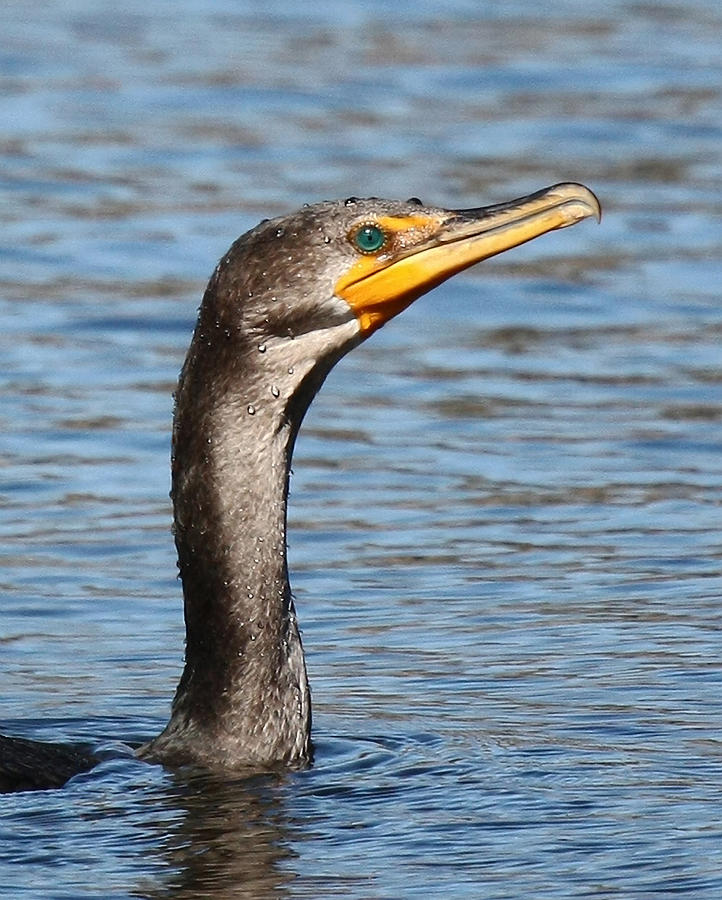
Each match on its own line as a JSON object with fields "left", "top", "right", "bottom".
{"left": 140, "top": 280, "right": 358, "bottom": 768}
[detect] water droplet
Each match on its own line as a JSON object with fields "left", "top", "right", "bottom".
{"left": 323, "top": 235, "right": 331, "bottom": 244}
{"left": 247, "top": 404, "right": 256, "bottom": 415}
{"left": 288, "top": 366, "right": 294, "bottom": 375}
{"left": 271, "top": 385, "right": 280, "bottom": 398}
{"left": 247, "top": 290, "right": 254, "bottom": 298}
{"left": 344, "top": 197, "right": 359, "bottom": 206}
{"left": 257, "top": 343, "right": 267, "bottom": 353}
{"left": 407, "top": 196, "right": 423, "bottom": 205}
{"left": 275, "top": 226, "right": 285, "bottom": 238}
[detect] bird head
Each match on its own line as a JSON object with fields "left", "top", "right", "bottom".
{"left": 208, "top": 183, "right": 600, "bottom": 356}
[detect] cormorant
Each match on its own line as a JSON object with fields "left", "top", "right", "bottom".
{"left": 1, "top": 183, "right": 600, "bottom": 791}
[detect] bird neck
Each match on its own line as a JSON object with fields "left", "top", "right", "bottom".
{"left": 159, "top": 339, "right": 312, "bottom": 765}
{"left": 142, "top": 270, "right": 359, "bottom": 768}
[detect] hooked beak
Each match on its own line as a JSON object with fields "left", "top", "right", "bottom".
{"left": 335, "top": 182, "right": 601, "bottom": 335}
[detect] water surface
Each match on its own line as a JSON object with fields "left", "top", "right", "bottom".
{"left": 1, "top": 1, "right": 721, "bottom": 897}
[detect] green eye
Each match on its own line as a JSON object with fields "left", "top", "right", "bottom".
{"left": 353, "top": 224, "right": 386, "bottom": 254}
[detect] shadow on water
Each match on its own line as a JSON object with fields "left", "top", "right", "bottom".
{"left": 137, "top": 770, "right": 298, "bottom": 900}
{"left": 102, "top": 730, "right": 433, "bottom": 899}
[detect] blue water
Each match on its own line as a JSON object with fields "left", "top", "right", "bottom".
{"left": 1, "top": 1, "right": 721, "bottom": 897}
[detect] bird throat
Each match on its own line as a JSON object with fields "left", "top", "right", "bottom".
{"left": 145, "top": 334, "right": 313, "bottom": 767}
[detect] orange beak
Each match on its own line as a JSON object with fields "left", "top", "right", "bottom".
{"left": 335, "top": 182, "right": 601, "bottom": 335}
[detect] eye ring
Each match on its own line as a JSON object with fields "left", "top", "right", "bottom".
{"left": 352, "top": 223, "right": 387, "bottom": 254}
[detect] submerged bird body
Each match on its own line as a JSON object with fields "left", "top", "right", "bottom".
{"left": 2, "top": 185, "right": 600, "bottom": 789}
